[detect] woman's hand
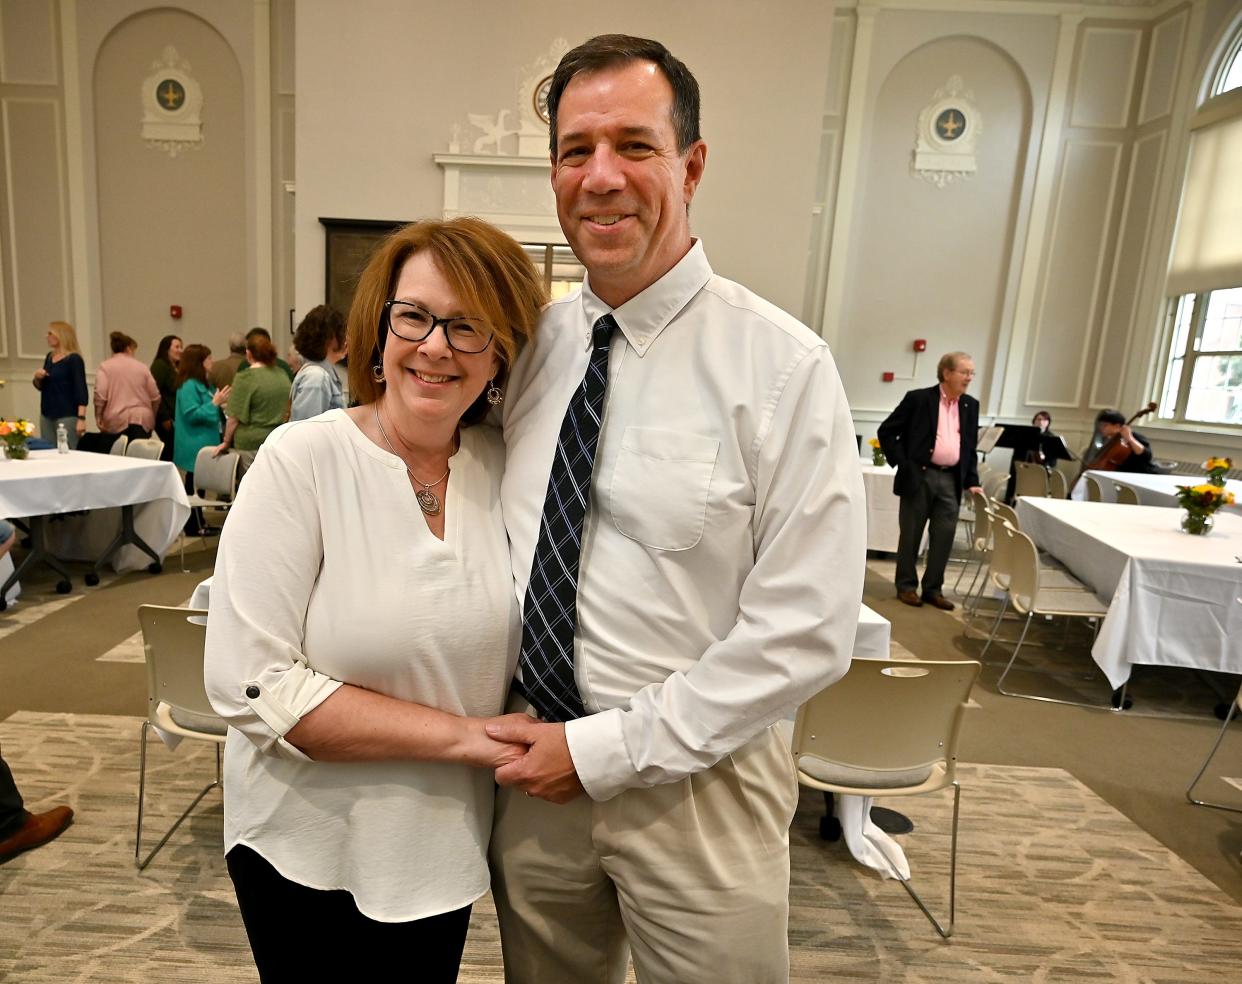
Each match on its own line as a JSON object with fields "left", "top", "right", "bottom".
{"left": 32, "top": 368, "right": 47, "bottom": 389}
{"left": 210, "top": 442, "right": 230, "bottom": 458}
{"left": 457, "top": 713, "right": 532, "bottom": 769}
{"left": 212, "top": 385, "right": 231, "bottom": 407}
{"left": 75, "top": 419, "right": 86, "bottom": 437}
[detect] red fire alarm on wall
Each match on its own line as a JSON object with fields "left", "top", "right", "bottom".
{"left": 882, "top": 371, "right": 895, "bottom": 382}
{"left": 169, "top": 305, "right": 182, "bottom": 319}
{"left": 913, "top": 339, "right": 927, "bottom": 352}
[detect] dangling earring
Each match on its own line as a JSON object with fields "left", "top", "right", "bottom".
{"left": 486, "top": 377, "right": 502, "bottom": 406}
{"left": 371, "top": 364, "right": 385, "bottom": 383}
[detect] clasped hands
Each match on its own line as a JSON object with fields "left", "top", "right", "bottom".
{"left": 475, "top": 712, "right": 584, "bottom": 804}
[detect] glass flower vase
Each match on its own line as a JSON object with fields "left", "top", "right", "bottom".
{"left": 3, "top": 441, "right": 28, "bottom": 460}
{"left": 872, "top": 449, "right": 886, "bottom": 467}
{"left": 1180, "top": 511, "right": 1214, "bottom": 536}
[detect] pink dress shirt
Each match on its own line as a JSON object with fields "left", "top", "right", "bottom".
{"left": 95, "top": 353, "right": 159, "bottom": 433}
{"left": 929, "top": 386, "right": 961, "bottom": 467}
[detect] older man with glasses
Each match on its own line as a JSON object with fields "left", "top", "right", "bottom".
{"left": 878, "top": 351, "right": 983, "bottom": 610}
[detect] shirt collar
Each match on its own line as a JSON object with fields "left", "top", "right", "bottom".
{"left": 939, "top": 385, "right": 959, "bottom": 405}
{"left": 579, "top": 240, "right": 712, "bottom": 357}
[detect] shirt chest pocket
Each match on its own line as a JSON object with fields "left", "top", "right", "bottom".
{"left": 607, "top": 427, "right": 719, "bottom": 551}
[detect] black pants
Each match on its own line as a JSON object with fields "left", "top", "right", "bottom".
{"left": 895, "top": 466, "right": 960, "bottom": 597}
{"left": 226, "top": 845, "right": 472, "bottom": 983}
{"left": 0, "top": 750, "right": 26, "bottom": 839}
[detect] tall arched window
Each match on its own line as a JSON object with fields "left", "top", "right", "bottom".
{"left": 1160, "top": 22, "right": 1242, "bottom": 426}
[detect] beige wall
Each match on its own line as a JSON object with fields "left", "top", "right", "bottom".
{"left": 294, "top": 0, "right": 835, "bottom": 323}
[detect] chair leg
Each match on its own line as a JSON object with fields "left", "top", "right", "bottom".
{"left": 1186, "top": 690, "right": 1242, "bottom": 813}
{"left": 897, "top": 781, "right": 960, "bottom": 939}
{"left": 978, "top": 595, "right": 1009, "bottom": 656}
{"left": 135, "top": 728, "right": 224, "bottom": 871}
{"left": 995, "top": 612, "right": 1034, "bottom": 693}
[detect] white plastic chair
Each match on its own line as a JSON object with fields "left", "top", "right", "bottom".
{"left": 126, "top": 437, "right": 164, "bottom": 460}
{"left": 791, "top": 658, "right": 981, "bottom": 938}
{"left": 135, "top": 604, "right": 225, "bottom": 870}
{"left": 179, "top": 448, "right": 240, "bottom": 571}
{"left": 108, "top": 434, "right": 129, "bottom": 456}
{"left": 1114, "top": 483, "right": 1140, "bottom": 506}
{"left": 1047, "top": 468, "right": 1068, "bottom": 500}
{"left": 1186, "top": 600, "right": 1242, "bottom": 813}
{"left": 1013, "top": 461, "right": 1049, "bottom": 498}
{"left": 1083, "top": 474, "right": 1104, "bottom": 502}
{"left": 993, "top": 525, "right": 1111, "bottom": 707}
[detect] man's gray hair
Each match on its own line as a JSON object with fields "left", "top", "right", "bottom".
{"left": 228, "top": 332, "right": 247, "bottom": 355}
{"left": 937, "top": 351, "right": 972, "bottom": 382}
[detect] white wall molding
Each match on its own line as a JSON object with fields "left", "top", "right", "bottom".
{"left": 1090, "top": 128, "right": 1166, "bottom": 407}
{"left": 1070, "top": 27, "right": 1142, "bottom": 129}
{"left": 252, "top": 0, "right": 272, "bottom": 334}
{"left": 2, "top": 96, "right": 71, "bottom": 361}
{"left": 997, "top": 11, "right": 1082, "bottom": 415}
{"left": 0, "top": 0, "right": 59, "bottom": 86}
{"left": 1024, "top": 137, "right": 1124, "bottom": 408}
{"left": 819, "top": 3, "right": 878, "bottom": 350}
{"left": 1137, "top": 9, "right": 1187, "bottom": 124}
{"left": 832, "top": 0, "right": 1186, "bottom": 21}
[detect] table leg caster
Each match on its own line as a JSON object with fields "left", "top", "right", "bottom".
{"left": 147, "top": 562, "right": 162, "bottom": 575}
{"left": 819, "top": 815, "right": 842, "bottom": 842}
{"left": 55, "top": 580, "right": 72, "bottom": 594}
{"left": 84, "top": 572, "right": 100, "bottom": 587}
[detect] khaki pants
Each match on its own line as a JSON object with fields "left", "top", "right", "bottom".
{"left": 490, "top": 709, "right": 798, "bottom": 984}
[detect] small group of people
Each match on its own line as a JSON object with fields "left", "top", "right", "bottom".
{"left": 203, "top": 34, "right": 866, "bottom": 984}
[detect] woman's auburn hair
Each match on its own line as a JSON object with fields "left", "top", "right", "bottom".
{"left": 346, "top": 217, "right": 547, "bottom": 416}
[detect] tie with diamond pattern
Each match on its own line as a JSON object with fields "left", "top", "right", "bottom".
{"left": 517, "top": 313, "right": 616, "bottom": 723}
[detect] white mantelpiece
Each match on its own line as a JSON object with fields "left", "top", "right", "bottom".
{"left": 433, "top": 154, "right": 561, "bottom": 244}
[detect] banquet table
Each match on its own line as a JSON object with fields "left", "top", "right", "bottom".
{"left": 859, "top": 459, "right": 929, "bottom": 553}
{"left": 1072, "top": 470, "right": 1242, "bottom": 514}
{"left": 0, "top": 450, "right": 190, "bottom": 602}
{"left": 1015, "top": 497, "right": 1242, "bottom": 689}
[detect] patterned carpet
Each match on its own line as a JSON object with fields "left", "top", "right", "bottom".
{"left": 2, "top": 712, "right": 1240, "bottom": 982}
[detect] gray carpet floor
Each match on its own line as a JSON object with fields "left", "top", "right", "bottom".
{"left": 1, "top": 537, "right": 1240, "bottom": 980}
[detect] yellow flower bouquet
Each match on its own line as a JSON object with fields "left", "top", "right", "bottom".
{"left": 1204, "top": 456, "right": 1233, "bottom": 488}
{"left": 868, "top": 437, "right": 886, "bottom": 467}
{"left": 0, "top": 417, "right": 35, "bottom": 460}
{"left": 1175, "top": 482, "right": 1236, "bottom": 535}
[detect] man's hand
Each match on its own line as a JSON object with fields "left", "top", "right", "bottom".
{"left": 486, "top": 717, "right": 585, "bottom": 804}
{"left": 967, "top": 485, "right": 983, "bottom": 495}
{"left": 75, "top": 419, "right": 86, "bottom": 437}
{"left": 210, "top": 442, "right": 229, "bottom": 458}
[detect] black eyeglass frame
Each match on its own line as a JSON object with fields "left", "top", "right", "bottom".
{"left": 381, "top": 299, "right": 495, "bottom": 354}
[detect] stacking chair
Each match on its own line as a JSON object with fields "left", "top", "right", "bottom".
{"left": 135, "top": 604, "right": 225, "bottom": 870}
{"left": 1013, "top": 461, "right": 1049, "bottom": 498}
{"left": 1082, "top": 474, "right": 1104, "bottom": 502}
{"left": 1046, "top": 468, "right": 1069, "bottom": 499}
{"left": 1185, "top": 681, "right": 1242, "bottom": 813}
{"left": 179, "top": 448, "right": 240, "bottom": 571}
{"left": 126, "top": 437, "right": 164, "bottom": 460}
{"left": 953, "top": 490, "right": 991, "bottom": 600}
{"left": 1114, "top": 483, "right": 1140, "bottom": 505}
{"left": 982, "top": 470, "right": 1008, "bottom": 503}
{"left": 108, "top": 434, "right": 129, "bottom": 456}
{"left": 992, "top": 525, "right": 1110, "bottom": 706}
{"left": 791, "top": 658, "right": 981, "bottom": 938}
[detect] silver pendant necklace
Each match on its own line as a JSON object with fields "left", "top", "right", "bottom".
{"left": 374, "top": 403, "right": 450, "bottom": 516}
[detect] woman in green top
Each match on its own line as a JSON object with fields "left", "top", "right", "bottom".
{"left": 150, "top": 334, "right": 182, "bottom": 462}
{"left": 175, "top": 344, "right": 230, "bottom": 535}
{"left": 214, "top": 333, "right": 291, "bottom": 471}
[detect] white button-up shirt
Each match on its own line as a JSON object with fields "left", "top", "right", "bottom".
{"left": 503, "top": 242, "right": 866, "bottom": 802}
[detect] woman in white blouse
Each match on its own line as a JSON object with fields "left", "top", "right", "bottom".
{"left": 205, "top": 218, "right": 545, "bottom": 981}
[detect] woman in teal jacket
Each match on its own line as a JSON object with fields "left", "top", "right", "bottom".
{"left": 175, "top": 344, "right": 230, "bottom": 534}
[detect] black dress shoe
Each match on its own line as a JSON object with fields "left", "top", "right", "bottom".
{"left": 922, "top": 593, "right": 955, "bottom": 611}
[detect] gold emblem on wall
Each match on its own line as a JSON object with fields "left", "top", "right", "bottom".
{"left": 913, "top": 77, "right": 982, "bottom": 188}
{"left": 141, "top": 46, "right": 204, "bottom": 158}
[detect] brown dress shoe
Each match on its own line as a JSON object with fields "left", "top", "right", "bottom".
{"left": 922, "top": 593, "right": 955, "bottom": 611}
{"left": 897, "top": 590, "right": 924, "bottom": 607}
{"left": 0, "top": 806, "right": 74, "bottom": 863}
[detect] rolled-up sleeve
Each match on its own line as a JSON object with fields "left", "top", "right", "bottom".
{"left": 204, "top": 426, "right": 342, "bottom": 760}
{"left": 565, "top": 345, "right": 867, "bottom": 801}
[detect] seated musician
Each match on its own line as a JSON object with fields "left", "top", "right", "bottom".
{"left": 1085, "top": 409, "right": 1157, "bottom": 474}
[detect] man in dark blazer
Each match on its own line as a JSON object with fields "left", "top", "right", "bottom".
{"left": 877, "top": 351, "right": 983, "bottom": 610}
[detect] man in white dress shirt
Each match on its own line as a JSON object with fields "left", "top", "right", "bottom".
{"left": 486, "top": 34, "right": 866, "bottom": 984}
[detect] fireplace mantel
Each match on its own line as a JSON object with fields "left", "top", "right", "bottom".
{"left": 433, "top": 154, "right": 561, "bottom": 245}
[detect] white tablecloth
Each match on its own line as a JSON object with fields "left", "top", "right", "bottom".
{"left": 1015, "top": 497, "right": 1242, "bottom": 688}
{"left": 859, "top": 459, "right": 929, "bottom": 554}
{"left": 0, "top": 449, "right": 190, "bottom": 572}
{"left": 1073, "top": 470, "right": 1242, "bottom": 514}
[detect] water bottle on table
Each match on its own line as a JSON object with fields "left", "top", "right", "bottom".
{"left": 56, "top": 421, "right": 69, "bottom": 453}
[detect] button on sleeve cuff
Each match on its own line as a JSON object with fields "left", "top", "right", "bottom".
{"left": 564, "top": 708, "right": 631, "bottom": 802}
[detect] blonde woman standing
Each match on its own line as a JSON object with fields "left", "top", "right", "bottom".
{"left": 32, "top": 321, "right": 88, "bottom": 448}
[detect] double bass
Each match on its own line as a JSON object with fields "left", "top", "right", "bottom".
{"left": 1072, "top": 402, "right": 1157, "bottom": 489}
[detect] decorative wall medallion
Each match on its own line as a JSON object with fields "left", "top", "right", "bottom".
{"left": 141, "top": 46, "right": 204, "bottom": 158}
{"left": 516, "top": 39, "right": 569, "bottom": 156}
{"left": 912, "top": 76, "right": 981, "bottom": 188}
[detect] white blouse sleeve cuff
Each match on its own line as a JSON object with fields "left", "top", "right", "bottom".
{"left": 232, "top": 664, "right": 343, "bottom": 761}
{"left": 564, "top": 708, "right": 631, "bottom": 802}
